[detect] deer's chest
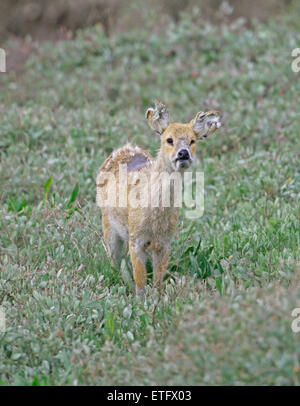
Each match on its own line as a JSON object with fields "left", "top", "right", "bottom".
{"left": 130, "top": 206, "right": 178, "bottom": 242}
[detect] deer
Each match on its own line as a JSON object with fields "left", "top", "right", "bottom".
{"left": 96, "top": 100, "right": 221, "bottom": 295}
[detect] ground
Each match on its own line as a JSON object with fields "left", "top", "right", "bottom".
{"left": 0, "top": 5, "right": 299, "bottom": 385}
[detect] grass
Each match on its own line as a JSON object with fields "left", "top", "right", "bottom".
{"left": 0, "top": 5, "right": 299, "bottom": 385}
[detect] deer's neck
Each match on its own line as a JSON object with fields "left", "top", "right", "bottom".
{"left": 153, "top": 149, "right": 173, "bottom": 174}
{"left": 149, "top": 149, "right": 179, "bottom": 210}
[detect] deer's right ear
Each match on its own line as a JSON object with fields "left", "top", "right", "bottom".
{"left": 190, "top": 110, "right": 222, "bottom": 139}
{"left": 146, "top": 100, "right": 170, "bottom": 134}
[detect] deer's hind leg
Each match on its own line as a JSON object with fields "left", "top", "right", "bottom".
{"left": 102, "top": 212, "right": 124, "bottom": 268}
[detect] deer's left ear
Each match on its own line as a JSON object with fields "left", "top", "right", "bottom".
{"left": 146, "top": 100, "right": 170, "bottom": 134}
{"left": 190, "top": 110, "right": 222, "bottom": 139}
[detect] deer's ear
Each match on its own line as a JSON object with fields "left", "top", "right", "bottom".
{"left": 190, "top": 110, "right": 222, "bottom": 139}
{"left": 146, "top": 100, "right": 170, "bottom": 134}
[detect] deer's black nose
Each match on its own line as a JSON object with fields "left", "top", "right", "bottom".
{"left": 177, "top": 149, "right": 190, "bottom": 160}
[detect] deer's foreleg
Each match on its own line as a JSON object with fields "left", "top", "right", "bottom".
{"left": 129, "top": 238, "right": 147, "bottom": 296}
{"left": 152, "top": 246, "right": 170, "bottom": 290}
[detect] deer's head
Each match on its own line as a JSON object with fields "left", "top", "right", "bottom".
{"left": 146, "top": 100, "right": 221, "bottom": 171}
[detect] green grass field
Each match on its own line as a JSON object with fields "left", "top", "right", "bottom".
{"left": 0, "top": 6, "right": 299, "bottom": 385}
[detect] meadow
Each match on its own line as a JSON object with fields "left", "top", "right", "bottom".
{"left": 0, "top": 5, "right": 299, "bottom": 385}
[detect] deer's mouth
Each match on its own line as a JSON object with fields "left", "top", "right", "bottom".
{"left": 174, "top": 156, "right": 192, "bottom": 170}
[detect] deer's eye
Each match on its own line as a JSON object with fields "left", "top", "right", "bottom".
{"left": 166, "top": 138, "right": 173, "bottom": 145}
{"left": 190, "top": 139, "right": 195, "bottom": 145}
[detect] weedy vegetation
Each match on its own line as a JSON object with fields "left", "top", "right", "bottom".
{"left": 0, "top": 4, "right": 299, "bottom": 385}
